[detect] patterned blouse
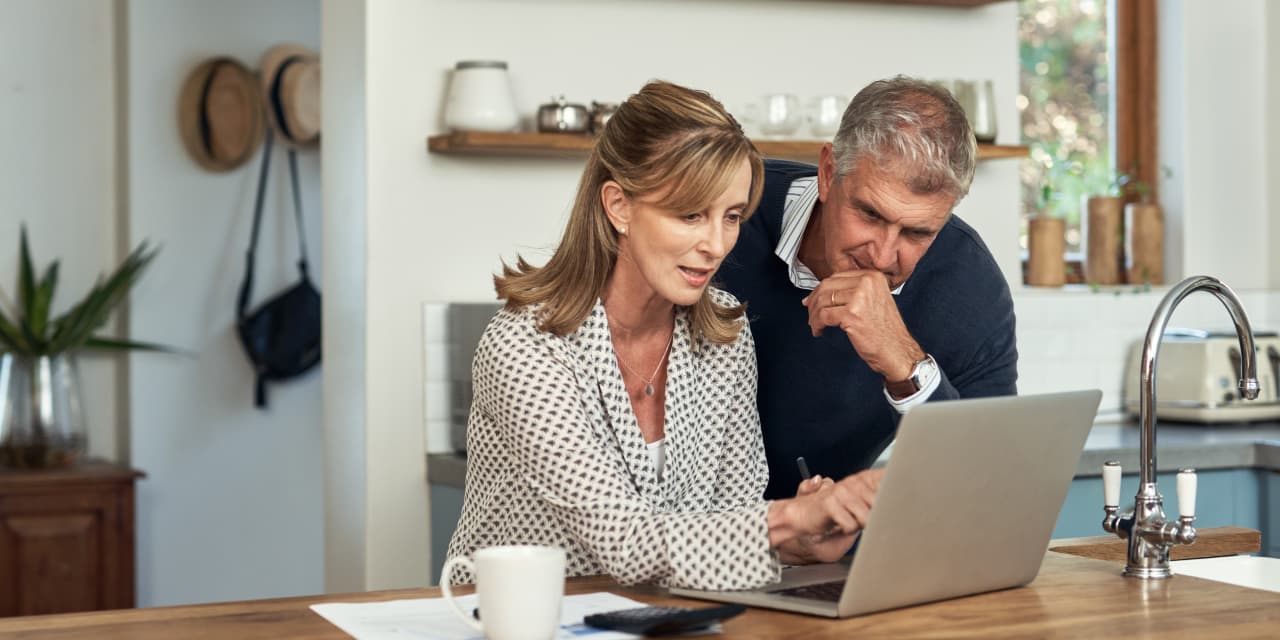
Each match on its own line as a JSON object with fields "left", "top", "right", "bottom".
{"left": 445, "top": 289, "right": 782, "bottom": 590}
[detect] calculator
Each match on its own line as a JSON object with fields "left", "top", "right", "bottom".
{"left": 583, "top": 603, "right": 746, "bottom": 636}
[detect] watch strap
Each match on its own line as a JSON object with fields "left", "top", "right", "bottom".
{"left": 885, "top": 355, "right": 934, "bottom": 399}
{"left": 884, "top": 375, "right": 919, "bottom": 399}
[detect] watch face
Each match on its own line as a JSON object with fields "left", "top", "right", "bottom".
{"left": 911, "top": 357, "right": 938, "bottom": 388}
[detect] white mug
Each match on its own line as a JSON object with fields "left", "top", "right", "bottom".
{"left": 440, "top": 545, "right": 567, "bottom": 640}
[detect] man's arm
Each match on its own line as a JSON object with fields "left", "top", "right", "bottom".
{"left": 802, "top": 268, "right": 1018, "bottom": 406}
{"left": 933, "top": 307, "right": 1019, "bottom": 400}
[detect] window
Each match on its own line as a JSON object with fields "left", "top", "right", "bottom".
{"left": 1017, "top": 0, "right": 1158, "bottom": 283}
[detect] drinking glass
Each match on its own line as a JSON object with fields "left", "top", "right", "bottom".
{"left": 970, "top": 79, "right": 998, "bottom": 143}
{"left": 807, "top": 95, "right": 847, "bottom": 138}
{"left": 748, "top": 94, "right": 802, "bottom": 138}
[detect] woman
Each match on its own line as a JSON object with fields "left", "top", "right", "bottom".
{"left": 446, "top": 81, "right": 879, "bottom": 591}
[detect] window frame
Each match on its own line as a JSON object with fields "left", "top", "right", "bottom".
{"left": 1020, "top": 0, "right": 1158, "bottom": 285}
{"left": 1113, "top": 0, "right": 1158, "bottom": 203}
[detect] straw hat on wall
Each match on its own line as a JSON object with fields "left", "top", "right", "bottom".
{"left": 259, "top": 44, "right": 321, "bottom": 148}
{"left": 178, "top": 57, "right": 266, "bottom": 172}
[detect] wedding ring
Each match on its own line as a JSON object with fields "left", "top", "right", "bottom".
{"left": 830, "top": 291, "right": 837, "bottom": 307}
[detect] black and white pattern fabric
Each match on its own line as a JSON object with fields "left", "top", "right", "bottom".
{"left": 445, "top": 288, "right": 781, "bottom": 590}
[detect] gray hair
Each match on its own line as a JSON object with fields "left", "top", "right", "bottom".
{"left": 831, "top": 76, "right": 977, "bottom": 201}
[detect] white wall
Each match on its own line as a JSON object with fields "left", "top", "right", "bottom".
{"left": 0, "top": 0, "right": 120, "bottom": 461}
{"left": 321, "top": 0, "right": 369, "bottom": 594}
{"left": 1268, "top": 0, "right": 1280, "bottom": 292}
{"left": 1158, "top": 0, "right": 1187, "bottom": 285}
{"left": 125, "top": 0, "right": 324, "bottom": 607}
{"left": 372, "top": 0, "right": 1020, "bottom": 300}
{"left": 1171, "top": 0, "right": 1269, "bottom": 289}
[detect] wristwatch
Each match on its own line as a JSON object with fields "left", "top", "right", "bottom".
{"left": 885, "top": 355, "right": 938, "bottom": 399}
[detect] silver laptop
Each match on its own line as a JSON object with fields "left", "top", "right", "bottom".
{"left": 670, "top": 389, "right": 1102, "bottom": 618}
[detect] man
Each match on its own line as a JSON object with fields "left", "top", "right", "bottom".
{"left": 718, "top": 76, "right": 1018, "bottom": 500}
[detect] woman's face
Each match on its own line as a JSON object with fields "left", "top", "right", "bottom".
{"left": 607, "top": 157, "right": 753, "bottom": 307}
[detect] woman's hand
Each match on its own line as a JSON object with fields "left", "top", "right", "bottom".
{"left": 796, "top": 474, "right": 833, "bottom": 497}
{"left": 768, "top": 469, "right": 885, "bottom": 563}
{"left": 778, "top": 474, "right": 858, "bottom": 563}
{"left": 780, "top": 528, "right": 859, "bottom": 564}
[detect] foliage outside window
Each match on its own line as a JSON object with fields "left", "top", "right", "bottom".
{"left": 1018, "top": 0, "right": 1113, "bottom": 258}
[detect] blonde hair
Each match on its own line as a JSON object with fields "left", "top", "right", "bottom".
{"left": 495, "top": 80, "right": 764, "bottom": 345}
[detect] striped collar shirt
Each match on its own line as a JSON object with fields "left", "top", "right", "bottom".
{"left": 774, "top": 177, "right": 822, "bottom": 290}
{"left": 773, "top": 176, "right": 904, "bottom": 295}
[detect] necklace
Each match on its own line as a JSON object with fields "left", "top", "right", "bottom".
{"left": 614, "top": 329, "right": 674, "bottom": 397}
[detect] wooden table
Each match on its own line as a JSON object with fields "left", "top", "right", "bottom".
{"left": 0, "top": 547, "right": 1276, "bottom": 639}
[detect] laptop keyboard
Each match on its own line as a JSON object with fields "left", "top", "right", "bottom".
{"left": 769, "top": 580, "right": 845, "bottom": 602}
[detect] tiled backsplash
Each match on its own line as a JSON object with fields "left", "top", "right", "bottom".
{"left": 424, "top": 289, "right": 1280, "bottom": 453}
{"left": 423, "top": 302, "right": 502, "bottom": 453}
{"left": 422, "top": 302, "right": 451, "bottom": 453}
{"left": 1015, "top": 288, "right": 1277, "bottom": 420}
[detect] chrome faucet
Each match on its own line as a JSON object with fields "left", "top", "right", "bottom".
{"left": 1101, "top": 275, "right": 1260, "bottom": 578}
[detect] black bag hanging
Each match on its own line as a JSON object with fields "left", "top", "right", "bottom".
{"left": 236, "top": 130, "right": 322, "bottom": 408}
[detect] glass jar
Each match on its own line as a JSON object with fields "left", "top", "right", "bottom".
{"left": 0, "top": 353, "right": 87, "bottom": 468}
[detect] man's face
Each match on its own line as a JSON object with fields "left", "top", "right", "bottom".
{"left": 815, "top": 148, "right": 955, "bottom": 289}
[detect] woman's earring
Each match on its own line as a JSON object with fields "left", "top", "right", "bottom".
{"left": 618, "top": 226, "right": 627, "bottom": 235}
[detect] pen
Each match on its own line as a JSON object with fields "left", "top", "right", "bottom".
{"left": 796, "top": 456, "right": 811, "bottom": 481}
{"left": 798, "top": 456, "right": 841, "bottom": 538}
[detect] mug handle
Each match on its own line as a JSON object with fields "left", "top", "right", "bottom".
{"left": 440, "top": 556, "right": 484, "bottom": 633}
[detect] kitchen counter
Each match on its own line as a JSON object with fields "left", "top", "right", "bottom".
{"left": 427, "top": 420, "right": 1280, "bottom": 488}
{"left": 1077, "top": 420, "right": 1280, "bottom": 476}
{"left": 3, "top": 551, "right": 1277, "bottom": 638}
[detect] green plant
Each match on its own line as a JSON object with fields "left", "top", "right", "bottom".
{"left": 0, "top": 226, "right": 168, "bottom": 356}
{"left": 1036, "top": 159, "right": 1084, "bottom": 217}
{"left": 1107, "top": 164, "right": 1174, "bottom": 202}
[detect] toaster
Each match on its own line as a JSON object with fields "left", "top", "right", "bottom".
{"left": 1122, "top": 328, "right": 1280, "bottom": 423}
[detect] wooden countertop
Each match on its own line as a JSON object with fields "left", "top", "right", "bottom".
{"left": 0, "top": 550, "right": 1276, "bottom": 639}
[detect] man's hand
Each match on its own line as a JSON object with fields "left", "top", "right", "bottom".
{"left": 801, "top": 270, "right": 924, "bottom": 383}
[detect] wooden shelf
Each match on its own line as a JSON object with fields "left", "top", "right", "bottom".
{"left": 427, "top": 131, "right": 1028, "bottom": 163}
{"left": 427, "top": 131, "right": 594, "bottom": 157}
{"left": 850, "top": 0, "right": 1011, "bottom": 6}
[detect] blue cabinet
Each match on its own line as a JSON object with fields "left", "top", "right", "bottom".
{"left": 1053, "top": 468, "right": 1275, "bottom": 557}
{"left": 1266, "top": 472, "right": 1279, "bottom": 557}
{"left": 430, "top": 484, "right": 465, "bottom": 586}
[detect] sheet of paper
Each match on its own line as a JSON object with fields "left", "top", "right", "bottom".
{"left": 309, "top": 591, "right": 648, "bottom": 640}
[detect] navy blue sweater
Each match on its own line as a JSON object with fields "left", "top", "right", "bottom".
{"left": 718, "top": 160, "right": 1018, "bottom": 499}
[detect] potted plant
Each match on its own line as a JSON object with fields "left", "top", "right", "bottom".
{"left": 0, "top": 227, "right": 166, "bottom": 468}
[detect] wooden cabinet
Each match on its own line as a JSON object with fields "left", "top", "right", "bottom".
{"left": 0, "top": 462, "right": 142, "bottom": 616}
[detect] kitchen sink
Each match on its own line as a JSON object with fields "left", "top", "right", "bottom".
{"left": 1170, "top": 555, "right": 1280, "bottom": 592}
